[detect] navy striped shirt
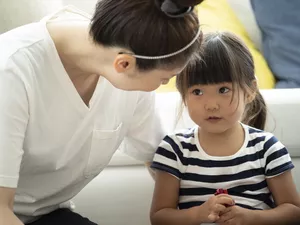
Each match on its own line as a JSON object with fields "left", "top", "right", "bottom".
{"left": 151, "top": 124, "right": 294, "bottom": 211}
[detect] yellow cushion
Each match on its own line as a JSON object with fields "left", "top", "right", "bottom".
{"left": 157, "top": 0, "right": 275, "bottom": 92}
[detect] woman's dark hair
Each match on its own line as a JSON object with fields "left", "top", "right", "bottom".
{"left": 173, "top": 0, "right": 204, "bottom": 7}
{"left": 89, "top": 0, "right": 200, "bottom": 71}
{"left": 176, "top": 31, "right": 267, "bottom": 130}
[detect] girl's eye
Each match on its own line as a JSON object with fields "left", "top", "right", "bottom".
{"left": 192, "top": 89, "right": 203, "bottom": 96}
{"left": 219, "top": 87, "right": 230, "bottom": 94}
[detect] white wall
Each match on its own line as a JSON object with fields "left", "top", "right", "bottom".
{"left": 0, "top": 0, "right": 99, "bottom": 34}
{"left": 0, "top": 0, "right": 63, "bottom": 33}
{"left": 61, "top": 0, "right": 97, "bottom": 14}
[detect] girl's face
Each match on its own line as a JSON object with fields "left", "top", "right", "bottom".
{"left": 185, "top": 82, "right": 250, "bottom": 134}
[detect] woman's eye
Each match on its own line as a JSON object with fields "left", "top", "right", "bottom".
{"left": 219, "top": 87, "right": 230, "bottom": 94}
{"left": 192, "top": 89, "right": 203, "bottom": 96}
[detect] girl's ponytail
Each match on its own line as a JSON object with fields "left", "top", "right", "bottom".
{"left": 242, "top": 91, "right": 267, "bottom": 130}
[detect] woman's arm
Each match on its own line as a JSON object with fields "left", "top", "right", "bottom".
{"left": 120, "top": 92, "right": 166, "bottom": 163}
{"left": 0, "top": 187, "right": 24, "bottom": 225}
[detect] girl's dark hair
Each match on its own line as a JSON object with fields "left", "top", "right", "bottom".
{"left": 176, "top": 31, "right": 267, "bottom": 130}
{"left": 89, "top": 0, "right": 200, "bottom": 71}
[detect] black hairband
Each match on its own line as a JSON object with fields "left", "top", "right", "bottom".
{"left": 158, "top": 0, "right": 194, "bottom": 18}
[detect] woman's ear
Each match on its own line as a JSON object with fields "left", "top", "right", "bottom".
{"left": 113, "top": 54, "right": 136, "bottom": 73}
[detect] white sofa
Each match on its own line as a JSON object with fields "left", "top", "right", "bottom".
{"left": 72, "top": 89, "right": 300, "bottom": 225}
{"left": 1, "top": 1, "right": 299, "bottom": 224}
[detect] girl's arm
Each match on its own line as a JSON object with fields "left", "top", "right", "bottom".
{"left": 150, "top": 171, "right": 234, "bottom": 225}
{"left": 255, "top": 170, "right": 300, "bottom": 224}
{"left": 150, "top": 171, "right": 204, "bottom": 225}
{"left": 217, "top": 171, "right": 300, "bottom": 225}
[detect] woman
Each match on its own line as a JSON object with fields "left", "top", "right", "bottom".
{"left": 0, "top": 0, "right": 202, "bottom": 224}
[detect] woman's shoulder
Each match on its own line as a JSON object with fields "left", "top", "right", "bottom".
{"left": 0, "top": 22, "right": 50, "bottom": 60}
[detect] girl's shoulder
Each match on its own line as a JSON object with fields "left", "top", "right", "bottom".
{"left": 159, "top": 126, "right": 198, "bottom": 151}
{"left": 242, "top": 123, "right": 273, "bottom": 137}
{"left": 242, "top": 123, "right": 281, "bottom": 149}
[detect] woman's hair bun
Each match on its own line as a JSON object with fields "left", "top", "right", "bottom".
{"left": 173, "top": 0, "right": 204, "bottom": 7}
{"left": 155, "top": 0, "right": 196, "bottom": 18}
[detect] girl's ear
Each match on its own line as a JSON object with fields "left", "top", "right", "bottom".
{"left": 182, "top": 95, "right": 188, "bottom": 106}
{"left": 246, "top": 80, "right": 258, "bottom": 103}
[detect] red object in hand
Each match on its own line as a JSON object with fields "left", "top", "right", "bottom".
{"left": 214, "top": 189, "right": 234, "bottom": 207}
{"left": 214, "top": 188, "right": 228, "bottom": 195}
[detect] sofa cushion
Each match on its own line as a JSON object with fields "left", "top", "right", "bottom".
{"left": 226, "top": 0, "right": 262, "bottom": 51}
{"left": 196, "top": 0, "right": 276, "bottom": 89}
{"left": 250, "top": 0, "right": 300, "bottom": 88}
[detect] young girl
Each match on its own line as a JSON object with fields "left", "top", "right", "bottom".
{"left": 150, "top": 31, "right": 300, "bottom": 225}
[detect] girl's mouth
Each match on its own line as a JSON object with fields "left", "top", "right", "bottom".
{"left": 206, "top": 116, "right": 222, "bottom": 122}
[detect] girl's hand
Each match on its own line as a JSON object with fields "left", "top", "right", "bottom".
{"left": 198, "top": 194, "right": 235, "bottom": 223}
{"left": 216, "top": 205, "right": 255, "bottom": 225}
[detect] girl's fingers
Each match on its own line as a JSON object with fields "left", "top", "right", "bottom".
{"left": 208, "top": 212, "right": 220, "bottom": 222}
{"left": 216, "top": 196, "right": 235, "bottom": 206}
{"left": 213, "top": 203, "right": 227, "bottom": 214}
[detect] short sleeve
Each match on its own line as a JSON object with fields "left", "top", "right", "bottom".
{"left": 0, "top": 62, "right": 29, "bottom": 188}
{"left": 263, "top": 134, "right": 294, "bottom": 178}
{"left": 120, "top": 92, "right": 165, "bottom": 162}
{"left": 151, "top": 135, "right": 184, "bottom": 179}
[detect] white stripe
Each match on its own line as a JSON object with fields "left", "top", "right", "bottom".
{"left": 181, "top": 175, "right": 266, "bottom": 189}
{"left": 153, "top": 154, "right": 179, "bottom": 170}
{"left": 178, "top": 195, "right": 271, "bottom": 210}
{"left": 184, "top": 160, "right": 263, "bottom": 176}
{"left": 231, "top": 195, "right": 271, "bottom": 209}
{"left": 266, "top": 154, "right": 292, "bottom": 172}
